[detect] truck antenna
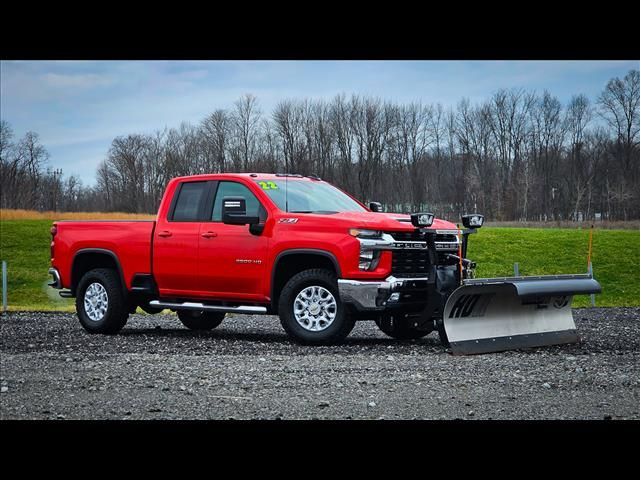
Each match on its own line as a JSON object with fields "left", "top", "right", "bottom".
{"left": 285, "top": 156, "right": 289, "bottom": 212}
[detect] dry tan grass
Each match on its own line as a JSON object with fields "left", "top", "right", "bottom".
{"left": 0, "top": 209, "right": 155, "bottom": 221}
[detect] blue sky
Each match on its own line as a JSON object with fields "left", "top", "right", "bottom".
{"left": 1, "top": 60, "right": 638, "bottom": 185}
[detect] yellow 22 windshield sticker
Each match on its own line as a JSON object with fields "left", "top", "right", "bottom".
{"left": 258, "top": 181, "right": 279, "bottom": 190}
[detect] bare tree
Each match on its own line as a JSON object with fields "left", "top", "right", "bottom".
{"left": 273, "top": 99, "right": 306, "bottom": 174}
{"left": 16, "top": 131, "right": 49, "bottom": 209}
{"left": 200, "top": 110, "right": 230, "bottom": 173}
{"left": 563, "top": 94, "right": 593, "bottom": 219}
{"left": 232, "top": 94, "right": 261, "bottom": 171}
{"left": 598, "top": 69, "right": 640, "bottom": 186}
{"left": 3, "top": 70, "right": 640, "bottom": 220}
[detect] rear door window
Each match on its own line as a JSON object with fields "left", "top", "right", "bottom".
{"left": 171, "top": 182, "right": 208, "bottom": 221}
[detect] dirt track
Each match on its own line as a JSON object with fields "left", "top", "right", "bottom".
{"left": 1, "top": 308, "right": 638, "bottom": 420}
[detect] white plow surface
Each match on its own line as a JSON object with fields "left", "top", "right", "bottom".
{"left": 442, "top": 274, "right": 602, "bottom": 355}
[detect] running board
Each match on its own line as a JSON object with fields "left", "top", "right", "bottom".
{"left": 148, "top": 300, "right": 267, "bottom": 314}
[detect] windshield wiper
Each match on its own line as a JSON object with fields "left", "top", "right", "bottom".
{"left": 290, "top": 210, "right": 338, "bottom": 214}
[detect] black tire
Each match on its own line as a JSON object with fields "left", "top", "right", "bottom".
{"left": 76, "top": 268, "right": 129, "bottom": 334}
{"left": 177, "top": 310, "right": 225, "bottom": 330}
{"left": 375, "top": 314, "right": 432, "bottom": 340}
{"left": 139, "top": 303, "right": 164, "bottom": 315}
{"left": 278, "top": 268, "right": 355, "bottom": 345}
{"left": 435, "top": 317, "right": 450, "bottom": 347}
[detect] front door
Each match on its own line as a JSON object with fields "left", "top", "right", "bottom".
{"left": 198, "top": 180, "right": 268, "bottom": 302}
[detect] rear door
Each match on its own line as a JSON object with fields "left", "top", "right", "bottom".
{"left": 198, "top": 180, "right": 269, "bottom": 301}
{"left": 153, "top": 180, "right": 213, "bottom": 297}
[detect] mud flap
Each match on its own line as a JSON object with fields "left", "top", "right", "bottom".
{"left": 442, "top": 274, "right": 601, "bottom": 355}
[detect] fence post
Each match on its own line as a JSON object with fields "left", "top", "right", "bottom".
{"left": 588, "top": 261, "right": 595, "bottom": 307}
{"left": 513, "top": 262, "right": 519, "bottom": 276}
{"left": 2, "top": 261, "right": 7, "bottom": 313}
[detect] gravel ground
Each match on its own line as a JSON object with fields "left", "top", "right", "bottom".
{"left": 1, "top": 308, "right": 638, "bottom": 420}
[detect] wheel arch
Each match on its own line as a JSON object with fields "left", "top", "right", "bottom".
{"left": 270, "top": 249, "right": 341, "bottom": 313}
{"left": 71, "top": 248, "right": 126, "bottom": 297}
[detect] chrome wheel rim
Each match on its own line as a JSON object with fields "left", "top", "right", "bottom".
{"left": 293, "top": 285, "right": 337, "bottom": 332}
{"left": 84, "top": 282, "right": 108, "bottom": 322}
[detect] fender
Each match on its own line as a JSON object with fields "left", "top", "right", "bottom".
{"left": 270, "top": 248, "right": 342, "bottom": 301}
{"left": 71, "top": 248, "right": 127, "bottom": 295}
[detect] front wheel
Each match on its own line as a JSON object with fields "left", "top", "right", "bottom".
{"left": 435, "top": 317, "right": 450, "bottom": 347}
{"left": 177, "top": 310, "right": 225, "bottom": 330}
{"left": 375, "top": 314, "right": 432, "bottom": 340}
{"left": 278, "top": 269, "right": 355, "bottom": 345}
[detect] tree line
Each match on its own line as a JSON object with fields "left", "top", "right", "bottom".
{"left": 1, "top": 69, "right": 638, "bottom": 221}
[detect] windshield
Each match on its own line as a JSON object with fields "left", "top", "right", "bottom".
{"left": 254, "top": 179, "right": 367, "bottom": 213}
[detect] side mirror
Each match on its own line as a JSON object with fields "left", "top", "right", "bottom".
{"left": 222, "top": 196, "right": 259, "bottom": 225}
{"left": 461, "top": 213, "right": 484, "bottom": 228}
{"left": 369, "top": 201, "right": 383, "bottom": 212}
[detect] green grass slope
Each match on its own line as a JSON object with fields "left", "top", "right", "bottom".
{"left": 0, "top": 220, "right": 638, "bottom": 310}
{"left": 468, "top": 227, "right": 639, "bottom": 307}
{"left": 1, "top": 220, "right": 74, "bottom": 311}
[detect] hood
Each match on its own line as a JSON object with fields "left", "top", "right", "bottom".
{"left": 306, "top": 210, "right": 458, "bottom": 231}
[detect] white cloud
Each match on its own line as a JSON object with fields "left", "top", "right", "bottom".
{"left": 41, "top": 72, "right": 114, "bottom": 89}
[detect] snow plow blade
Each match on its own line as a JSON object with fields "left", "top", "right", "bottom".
{"left": 442, "top": 274, "right": 601, "bottom": 355}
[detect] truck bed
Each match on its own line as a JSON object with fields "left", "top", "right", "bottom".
{"left": 52, "top": 220, "right": 156, "bottom": 290}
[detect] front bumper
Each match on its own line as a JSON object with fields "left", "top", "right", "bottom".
{"left": 338, "top": 276, "right": 429, "bottom": 311}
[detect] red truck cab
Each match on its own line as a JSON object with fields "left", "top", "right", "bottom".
{"left": 49, "top": 173, "right": 462, "bottom": 344}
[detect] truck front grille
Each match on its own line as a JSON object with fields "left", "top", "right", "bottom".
{"left": 391, "top": 250, "right": 430, "bottom": 278}
{"left": 386, "top": 229, "right": 460, "bottom": 276}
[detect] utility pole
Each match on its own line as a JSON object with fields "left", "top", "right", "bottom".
{"left": 51, "top": 168, "right": 62, "bottom": 211}
{"left": 551, "top": 186, "right": 558, "bottom": 221}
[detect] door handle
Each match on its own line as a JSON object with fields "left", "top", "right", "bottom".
{"left": 201, "top": 231, "right": 218, "bottom": 238}
{"left": 158, "top": 230, "right": 172, "bottom": 238}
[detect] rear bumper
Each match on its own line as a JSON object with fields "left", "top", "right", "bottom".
{"left": 337, "top": 276, "right": 429, "bottom": 311}
{"left": 48, "top": 268, "right": 62, "bottom": 289}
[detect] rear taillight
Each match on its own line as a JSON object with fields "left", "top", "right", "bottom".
{"left": 50, "top": 224, "right": 57, "bottom": 261}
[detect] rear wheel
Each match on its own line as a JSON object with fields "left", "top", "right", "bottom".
{"left": 177, "top": 310, "right": 225, "bottom": 330}
{"left": 375, "top": 314, "right": 432, "bottom": 340}
{"left": 76, "top": 268, "right": 129, "bottom": 334}
{"left": 279, "top": 268, "right": 355, "bottom": 345}
{"left": 139, "top": 303, "right": 164, "bottom": 315}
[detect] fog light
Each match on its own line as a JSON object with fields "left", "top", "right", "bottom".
{"left": 358, "top": 250, "right": 374, "bottom": 270}
{"left": 388, "top": 292, "right": 401, "bottom": 302}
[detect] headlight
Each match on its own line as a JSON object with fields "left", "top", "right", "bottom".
{"left": 349, "top": 228, "right": 383, "bottom": 239}
{"left": 350, "top": 228, "right": 384, "bottom": 270}
{"left": 462, "top": 214, "right": 484, "bottom": 228}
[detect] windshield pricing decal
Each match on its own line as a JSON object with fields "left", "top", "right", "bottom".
{"left": 258, "top": 181, "right": 279, "bottom": 190}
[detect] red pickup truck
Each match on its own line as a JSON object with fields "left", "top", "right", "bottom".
{"left": 49, "top": 172, "right": 602, "bottom": 353}
{"left": 49, "top": 173, "right": 471, "bottom": 344}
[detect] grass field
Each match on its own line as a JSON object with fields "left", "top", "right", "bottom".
{"left": 1, "top": 216, "right": 638, "bottom": 311}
